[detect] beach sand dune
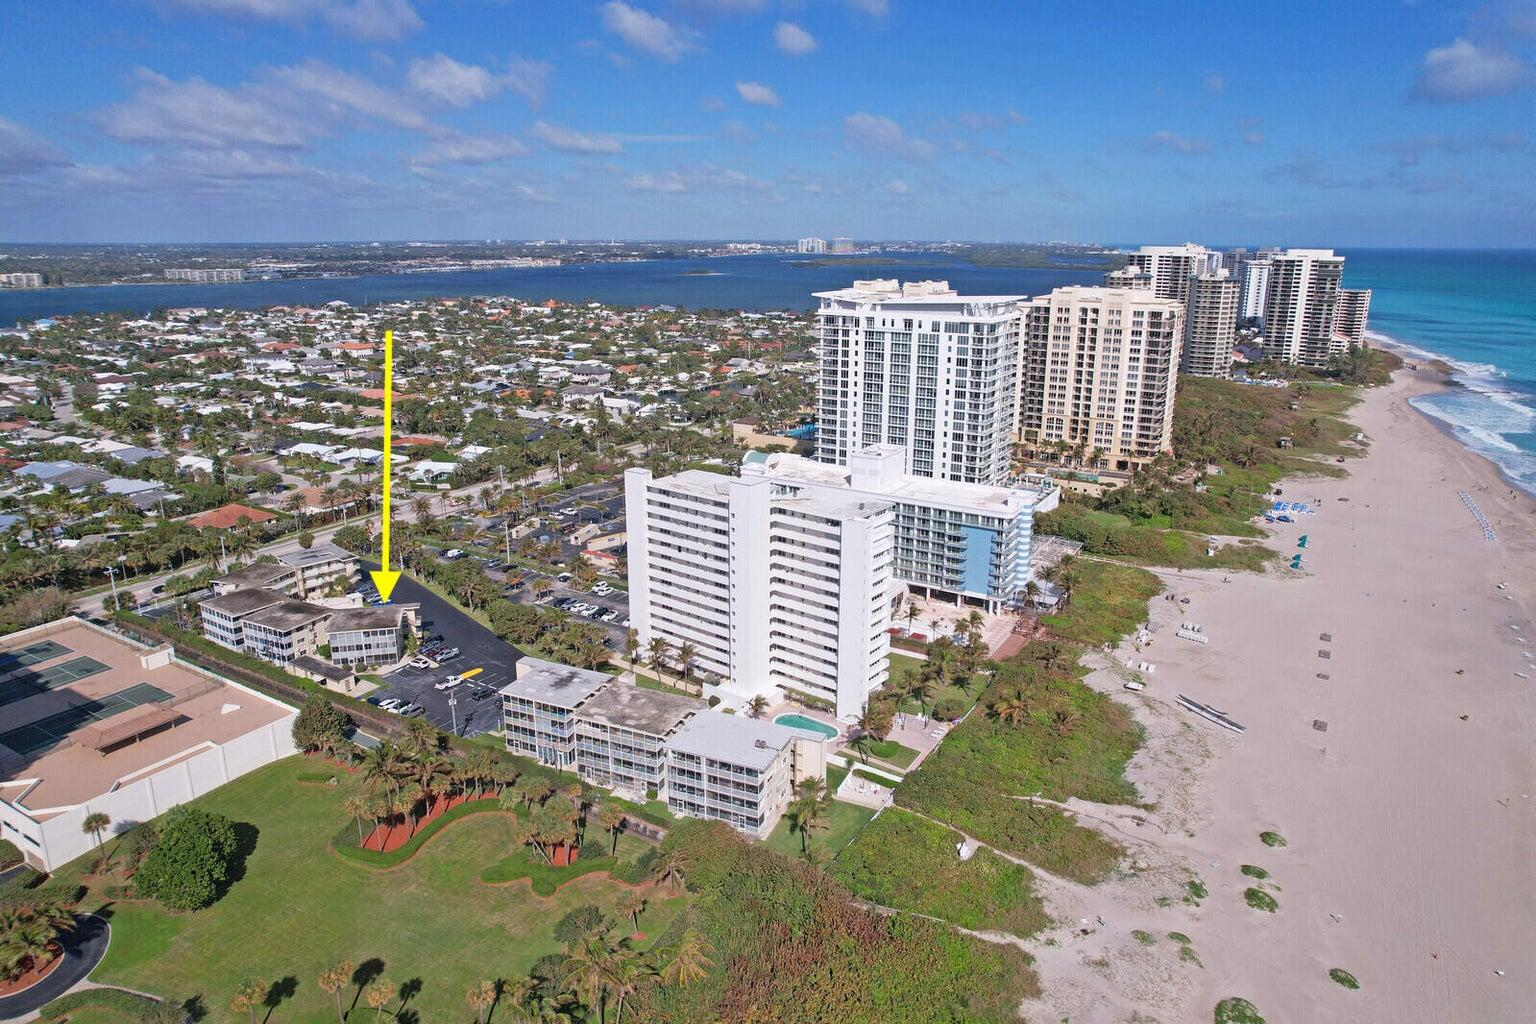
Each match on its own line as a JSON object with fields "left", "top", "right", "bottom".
{"left": 1023, "top": 366, "right": 1536, "bottom": 1023}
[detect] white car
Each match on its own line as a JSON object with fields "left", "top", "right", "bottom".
{"left": 408, "top": 657, "right": 431, "bottom": 669}
{"left": 378, "top": 697, "right": 404, "bottom": 712}
{"left": 435, "top": 675, "right": 463, "bottom": 691}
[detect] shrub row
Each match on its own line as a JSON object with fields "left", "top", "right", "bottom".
{"left": 38, "top": 988, "right": 185, "bottom": 1024}
{"left": 331, "top": 798, "right": 507, "bottom": 868}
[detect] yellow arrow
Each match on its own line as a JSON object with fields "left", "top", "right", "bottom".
{"left": 459, "top": 667, "right": 484, "bottom": 680}
{"left": 369, "top": 328, "right": 402, "bottom": 603}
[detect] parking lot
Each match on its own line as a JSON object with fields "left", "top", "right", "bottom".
{"left": 357, "top": 560, "right": 522, "bottom": 739}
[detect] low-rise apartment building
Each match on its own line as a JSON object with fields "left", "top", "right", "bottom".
{"left": 278, "top": 543, "right": 357, "bottom": 597}
{"left": 499, "top": 657, "right": 825, "bottom": 837}
{"left": 199, "top": 588, "right": 414, "bottom": 669}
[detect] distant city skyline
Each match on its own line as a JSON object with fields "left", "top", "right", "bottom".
{"left": 1, "top": 1, "right": 1533, "bottom": 245}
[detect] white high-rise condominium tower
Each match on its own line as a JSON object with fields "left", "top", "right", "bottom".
{"left": 814, "top": 279, "right": 1021, "bottom": 485}
{"left": 1122, "top": 244, "right": 1235, "bottom": 377}
{"left": 1124, "top": 243, "right": 1217, "bottom": 305}
{"left": 624, "top": 467, "right": 894, "bottom": 721}
{"left": 1239, "top": 259, "right": 1272, "bottom": 320}
{"left": 797, "top": 237, "right": 827, "bottom": 254}
{"left": 1261, "top": 249, "right": 1346, "bottom": 366}
{"left": 1014, "top": 286, "right": 1184, "bottom": 472}
{"left": 1332, "top": 288, "right": 1372, "bottom": 344}
{"left": 1183, "top": 272, "right": 1240, "bottom": 377}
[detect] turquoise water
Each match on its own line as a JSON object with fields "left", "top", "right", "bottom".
{"left": 1340, "top": 249, "right": 1536, "bottom": 495}
{"left": 774, "top": 713, "right": 838, "bottom": 739}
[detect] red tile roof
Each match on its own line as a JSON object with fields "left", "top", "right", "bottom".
{"left": 186, "top": 503, "right": 278, "bottom": 529}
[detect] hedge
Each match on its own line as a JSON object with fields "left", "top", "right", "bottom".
{"left": 0, "top": 838, "right": 20, "bottom": 869}
{"left": 331, "top": 799, "right": 510, "bottom": 868}
{"left": 38, "top": 988, "right": 185, "bottom": 1024}
{"left": 479, "top": 848, "right": 618, "bottom": 895}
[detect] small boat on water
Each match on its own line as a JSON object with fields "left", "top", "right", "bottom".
{"left": 1177, "top": 694, "right": 1246, "bottom": 733}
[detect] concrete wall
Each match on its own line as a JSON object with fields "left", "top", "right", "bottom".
{"left": 3, "top": 713, "right": 297, "bottom": 871}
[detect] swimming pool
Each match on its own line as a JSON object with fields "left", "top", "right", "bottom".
{"left": 774, "top": 713, "right": 838, "bottom": 739}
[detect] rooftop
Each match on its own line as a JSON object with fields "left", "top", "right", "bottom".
{"left": 668, "top": 710, "right": 807, "bottom": 770}
{"left": 577, "top": 683, "right": 700, "bottom": 737}
{"left": 200, "top": 587, "right": 285, "bottom": 617}
{"left": 0, "top": 618, "right": 293, "bottom": 815}
{"left": 216, "top": 561, "right": 296, "bottom": 589}
{"left": 185, "top": 503, "right": 278, "bottom": 529}
{"left": 278, "top": 543, "right": 354, "bottom": 569}
{"left": 326, "top": 605, "right": 409, "bottom": 633}
{"left": 499, "top": 656, "right": 610, "bottom": 708}
{"left": 243, "top": 598, "right": 331, "bottom": 631}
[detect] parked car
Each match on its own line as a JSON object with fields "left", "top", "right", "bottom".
{"left": 408, "top": 657, "right": 432, "bottom": 670}
{"left": 444, "top": 548, "right": 465, "bottom": 559}
{"left": 621, "top": 617, "right": 631, "bottom": 628}
{"left": 398, "top": 703, "right": 424, "bottom": 717}
{"left": 435, "top": 675, "right": 463, "bottom": 690}
{"left": 600, "top": 609, "right": 620, "bottom": 622}
{"left": 379, "top": 697, "right": 404, "bottom": 712}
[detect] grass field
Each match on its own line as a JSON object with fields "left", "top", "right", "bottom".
{"left": 831, "top": 808, "right": 1050, "bottom": 938}
{"left": 764, "top": 799, "right": 875, "bottom": 861}
{"left": 1042, "top": 559, "right": 1163, "bottom": 648}
{"left": 884, "top": 652, "right": 985, "bottom": 715}
{"left": 67, "top": 758, "right": 683, "bottom": 1024}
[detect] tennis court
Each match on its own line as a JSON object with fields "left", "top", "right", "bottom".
{"left": 0, "top": 639, "right": 72, "bottom": 673}
{"left": 0, "top": 683, "right": 174, "bottom": 756}
{"left": 0, "top": 656, "right": 110, "bottom": 707}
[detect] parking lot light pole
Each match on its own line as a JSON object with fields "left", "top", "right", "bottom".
{"left": 448, "top": 693, "right": 459, "bottom": 736}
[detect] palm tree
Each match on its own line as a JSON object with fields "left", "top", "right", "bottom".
{"left": 596, "top": 803, "right": 626, "bottom": 857}
{"left": 229, "top": 981, "right": 265, "bottom": 1024}
{"left": 0, "top": 903, "right": 72, "bottom": 981}
{"left": 745, "top": 695, "right": 769, "bottom": 719}
{"left": 467, "top": 980, "right": 497, "bottom": 1024}
{"left": 651, "top": 850, "right": 686, "bottom": 893}
{"left": 646, "top": 636, "right": 671, "bottom": 684}
{"left": 342, "top": 794, "right": 372, "bottom": 844}
{"left": 608, "top": 946, "right": 653, "bottom": 1024}
{"left": 560, "top": 932, "right": 620, "bottom": 1024}
{"left": 623, "top": 629, "right": 640, "bottom": 682}
{"left": 615, "top": 891, "right": 646, "bottom": 936}
{"left": 990, "top": 690, "right": 1032, "bottom": 726}
{"left": 364, "top": 977, "right": 395, "bottom": 1024}
{"left": 674, "top": 641, "right": 698, "bottom": 685}
{"left": 659, "top": 930, "right": 713, "bottom": 989}
{"left": 904, "top": 599, "right": 919, "bottom": 635}
{"left": 785, "top": 779, "right": 827, "bottom": 857}
{"left": 1051, "top": 707, "right": 1083, "bottom": 736}
{"left": 81, "top": 811, "right": 110, "bottom": 850}
{"left": 317, "top": 961, "right": 354, "bottom": 1024}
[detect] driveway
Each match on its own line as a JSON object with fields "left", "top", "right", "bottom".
{"left": 359, "top": 560, "right": 521, "bottom": 739}
{"left": 0, "top": 914, "right": 110, "bottom": 1021}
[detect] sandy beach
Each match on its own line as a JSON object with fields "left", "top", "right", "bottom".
{"left": 1021, "top": 364, "right": 1536, "bottom": 1023}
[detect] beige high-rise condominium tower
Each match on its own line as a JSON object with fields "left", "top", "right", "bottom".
{"left": 1261, "top": 248, "right": 1346, "bottom": 366}
{"left": 1121, "top": 243, "right": 1236, "bottom": 377}
{"left": 1014, "top": 286, "right": 1183, "bottom": 473}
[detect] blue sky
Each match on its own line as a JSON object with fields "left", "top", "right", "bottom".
{"left": 1, "top": 0, "right": 1533, "bottom": 244}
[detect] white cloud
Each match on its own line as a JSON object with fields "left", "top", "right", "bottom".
{"left": 600, "top": 2, "right": 697, "bottom": 62}
{"left": 701, "top": 95, "right": 726, "bottom": 112}
{"left": 0, "top": 118, "right": 71, "bottom": 175}
{"left": 735, "top": 81, "right": 780, "bottom": 106}
{"left": 625, "top": 164, "right": 774, "bottom": 195}
{"left": 158, "top": 0, "right": 422, "bottom": 41}
{"left": 410, "top": 132, "right": 529, "bottom": 167}
{"left": 1143, "top": 129, "right": 1209, "bottom": 155}
{"left": 845, "top": 0, "right": 889, "bottom": 16}
{"left": 98, "top": 68, "right": 312, "bottom": 148}
{"left": 408, "top": 54, "right": 498, "bottom": 108}
{"left": 266, "top": 60, "right": 429, "bottom": 132}
{"left": 884, "top": 178, "right": 910, "bottom": 195}
{"left": 503, "top": 56, "right": 553, "bottom": 109}
{"left": 1411, "top": 38, "right": 1530, "bottom": 102}
{"left": 533, "top": 120, "right": 623, "bottom": 155}
{"left": 774, "top": 21, "right": 817, "bottom": 55}
{"left": 842, "top": 112, "right": 935, "bottom": 160}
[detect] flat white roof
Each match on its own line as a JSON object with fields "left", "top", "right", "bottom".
{"left": 668, "top": 710, "right": 804, "bottom": 770}
{"left": 744, "top": 449, "right": 1052, "bottom": 518}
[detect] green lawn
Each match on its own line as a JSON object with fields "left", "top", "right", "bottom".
{"left": 1041, "top": 560, "right": 1163, "bottom": 648}
{"left": 884, "top": 652, "right": 984, "bottom": 716}
{"left": 764, "top": 799, "right": 875, "bottom": 861}
{"left": 69, "top": 757, "right": 682, "bottom": 1024}
{"left": 831, "top": 808, "right": 1050, "bottom": 938}
{"left": 855, "top": 738, "right": 920, "bottom": 769}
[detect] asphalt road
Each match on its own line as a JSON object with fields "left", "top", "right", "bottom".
{"left": 359, "top": 560, "right": 522, "bottom": 739}
{"left": 0, "top": 914, "right": 111, "bottom": 1020}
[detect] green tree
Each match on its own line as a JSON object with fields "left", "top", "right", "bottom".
{"left": 292, "top": 693, "right": 351, "bottom": 754}
{"left": 134, "top": 807, "right": 241, "bottom": 910}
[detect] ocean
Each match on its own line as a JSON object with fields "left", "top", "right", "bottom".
{"left": 3, "top": 247, "right": 1532, "bottom": 494}
{"left": 1341, "top": 249, "right": 1536, "bottom": 496}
